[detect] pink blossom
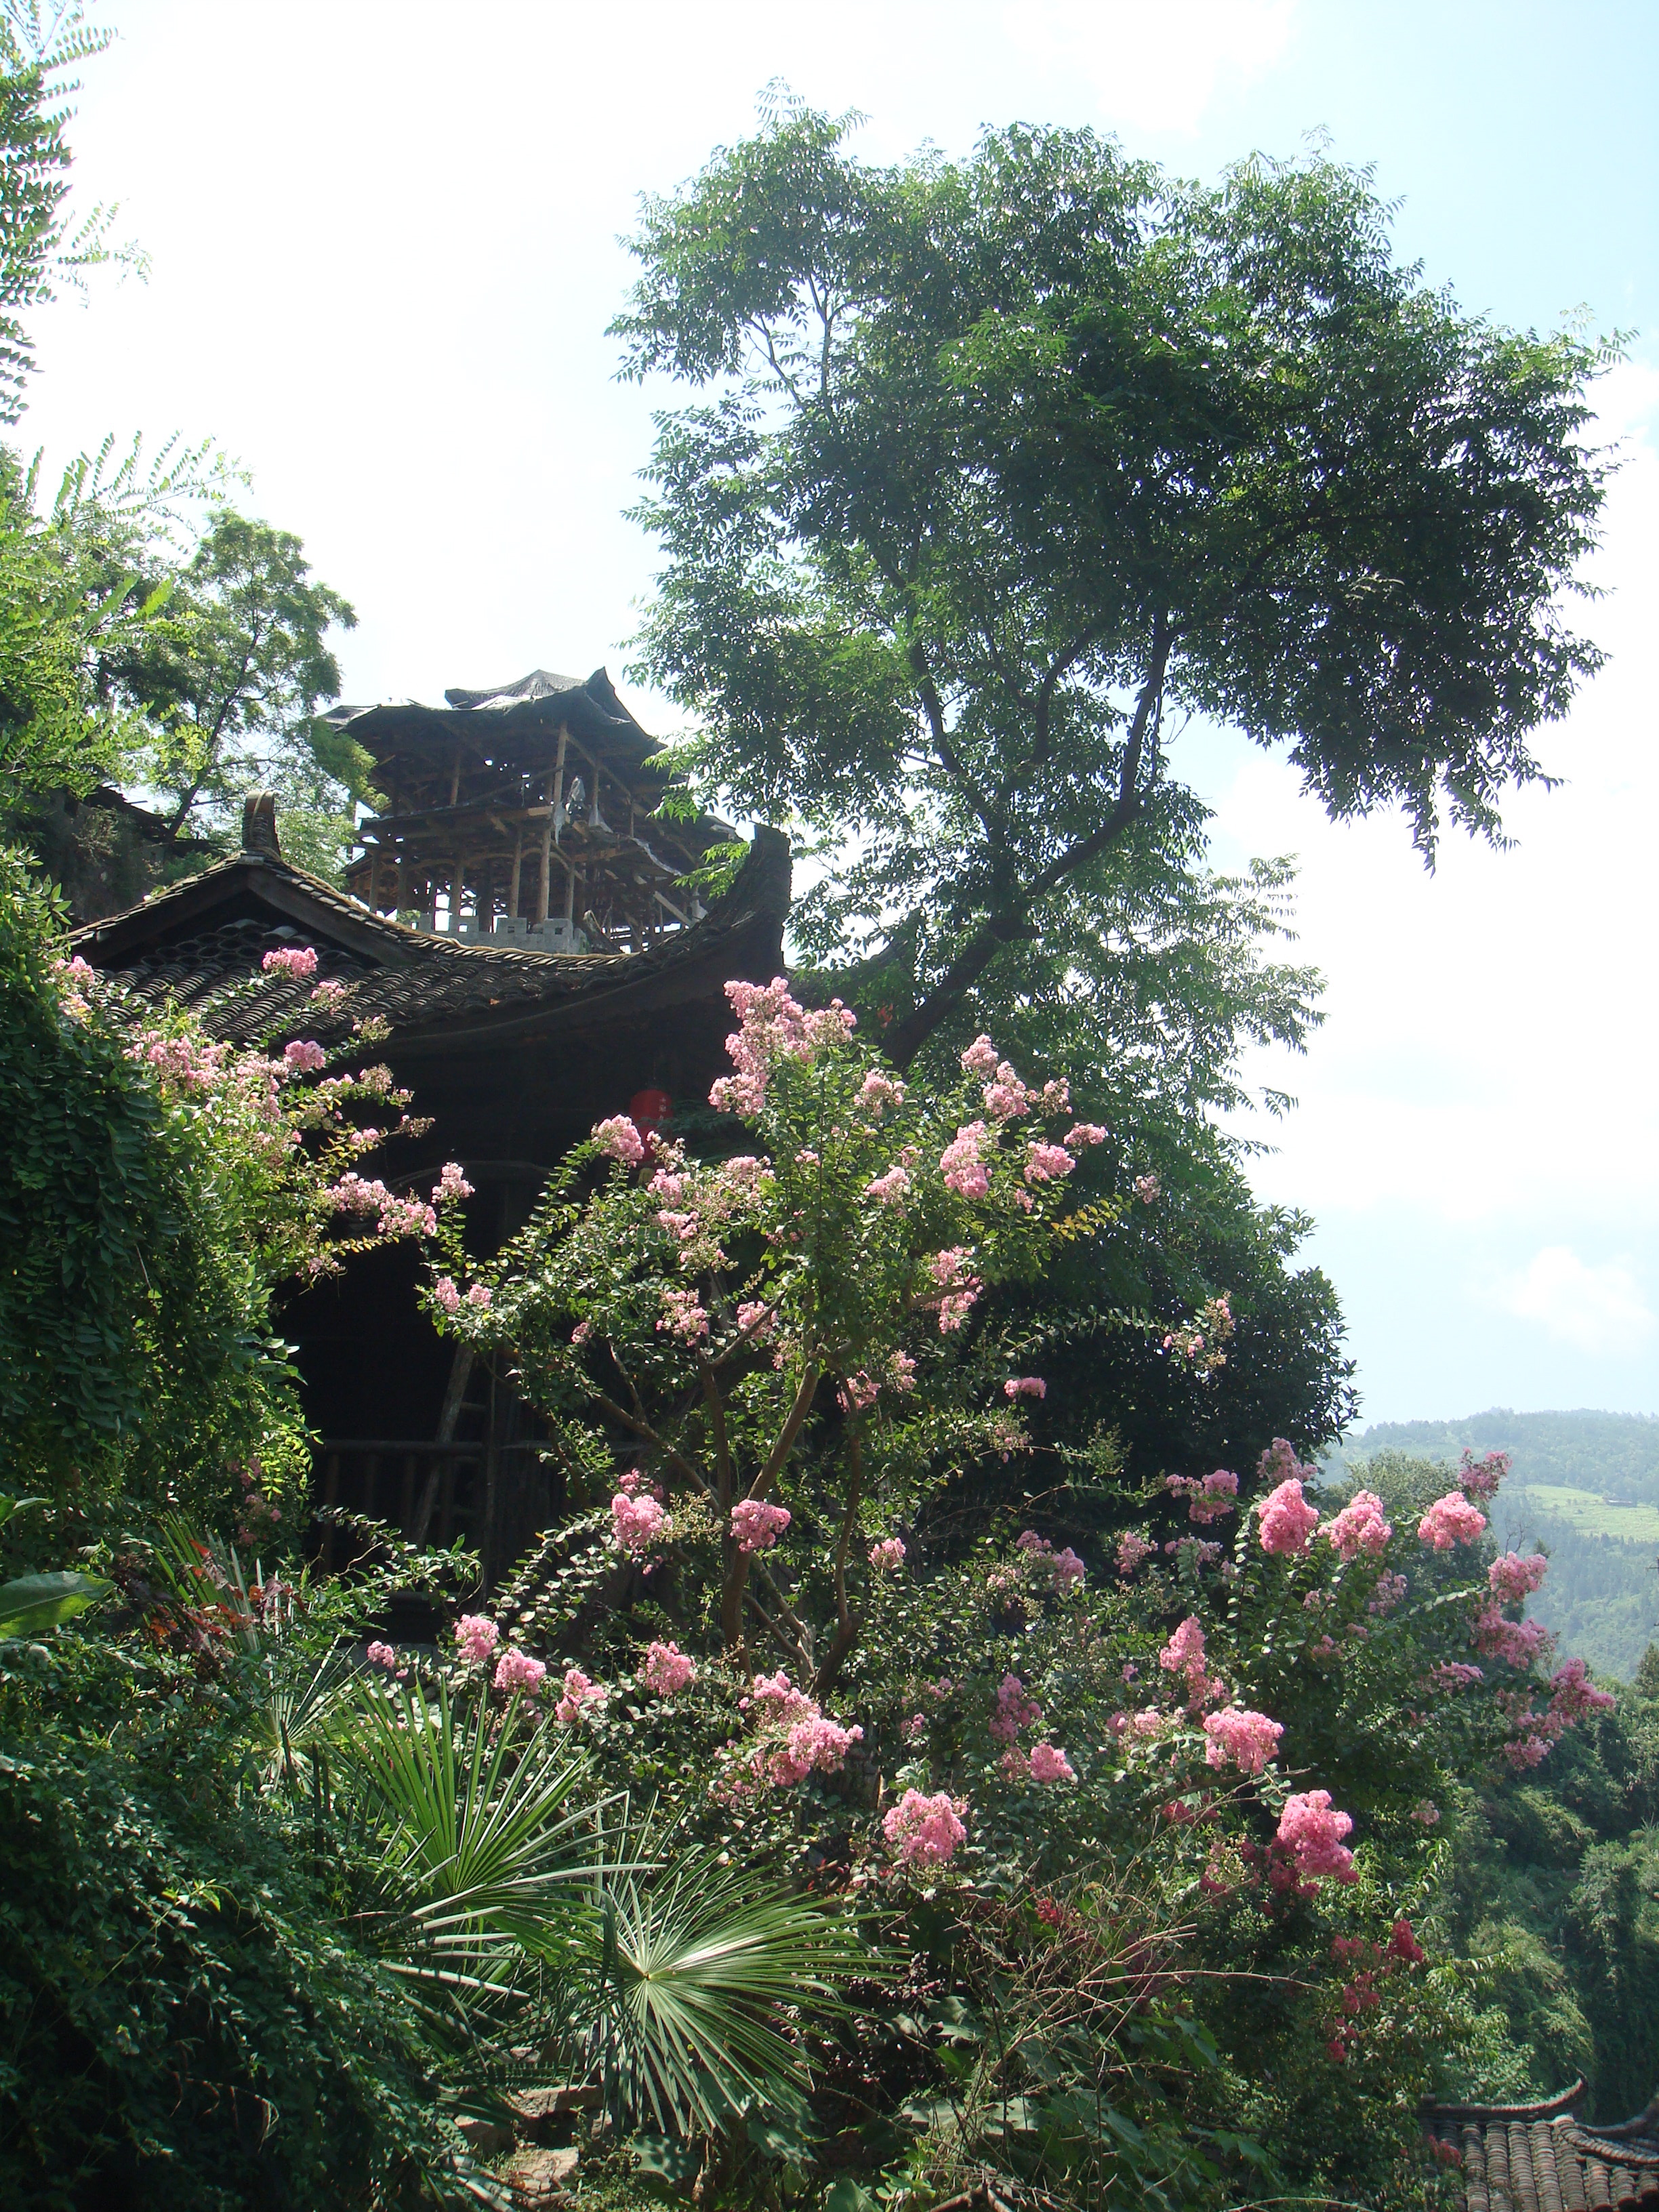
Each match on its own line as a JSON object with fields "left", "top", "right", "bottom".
{"left": 1050, "top": 1547, "right": 1086, "bottom": 1590}
{"left": 434, "top": 1161, "right": 474, "bottom": 1202}
{"left": 649, "top": 1167, "right": 686, "bottom": 1199}
{"left": 1458, "top": 1448, "right": 1511, "bottom": 1501}
{"left": 1411, "top": 1800, "right": 1441, "bottom": 1826}
{"left": 611, "top": 1492, "right": 668, "bottom": 1556}
{"left": 555, "top": 1666, "right": 606, "bottom": 1725}
{"left": 1277, "top": 1790, "right": 1357, "bottom": 1883}
{"left": 736, "top": 1299, "right": 775, "bottom": 1338}
{"left": 1258, "top": 1437, "right": 1314, "bottom": 1486}
{"left": 887, "top": 1351, "right": 917, "bottom": 1393}
{"left": 309, "top": 977, "right": 350, "bottom": 1012}
{"left": 366, "top": 1640, "right": 396, "bottom": 1670}
{"left": 1130, "top": 1706, "right": 1170, "bottom": 1738}
{"left": 592, "top": 1115, "right": 645, "bottom": 1165}
{"left": 1549, "top": 1656, "right": 1616, "bottom": 1721}
{"left": 1159, "top": 1615, "right": 1209, "bottom": 1695}
{"left": 883, "top": 1788, "right": 967, "bottom": 1868}
{"left": 642, "top": 1639, "right": 696, "bottom": 1696}
{"left": 1418, "top": 1492, "right": 1488, "bottom": 1551}
{"left": 1368, "top": 1570, "right": 1408, "bottom": 1616}
{"left": 731, "top": 1497, "right": 791, "bottom": 1553}
{"left": 1258, "top": 1477, "right": 1320, "bottom": 1557}
{"left": 960, "top": 1034, "right": 1000, "bottom": 1076}
{"left": 262, "top": 945, "right": 318, "bottom": 978}
{"left": 1431, "top": 1661, "right": 1486, "bottom": 1689}
{"left": 838, "top": 1370, "right": 880, "bottom": 1413}
{"left": 1063, "top": 1122, "right": 1107, "bottom": 1151}
{"left": 1324, "top": 1489, "right": 1393, "bottom": 1562}
{"left": 1490, "top": 1551, "right": 1550, "bottom": 1601}
{"left": 571, "top": 1319, "right": 592, "bottom": 1345}
{"left": 434, "top": 1277, "right": 462, "bottom": 1315}
{"left": 941, "top": 1121, "right": 991, "bottom": 1198}
{"left": 455, "top": 1614, "right": 498, "bottom": 1666}
{"left": 1477, "top": 1601, "right": 1557, "bottom": 1663}
{"left": 1004, "top": 1376, "right": 1047, "bottom": 1399}
{"left": 1023, "top": 1141, "right": 1075, "bottom": 1186}
{"left": 466, "top": 1282, "right": 491, "bottom": 1309}
{"left": 859, "top": 1069, "right": 906, "bottom": 1115}
{"left": 865, "top": 1163, "right": 912, "bottom": 1204}
{"left": 1133, "top": 1172, "right": 1160, "bottom": 1204}
{"left": 657, "top": 1287, "right": 710, "bottom": 1341}
{"left": 869, "top": 1536, "right": 907, "bottom": 1572}
{"left": 1116, "top": 1531, "right": 1156, "bottom": 1576}
{"left": 1027, "top": 1741, "right": 1077, "bottom": 1784}
{"left": 283, "top": 1038, "right": 327, "bottom": 1073}
{"left": 494, "top": 1647, "right": 547, "bottom": 1696}
{"left": 1203, "top": 1705, "right": 1284, "bottom": 1774}
{"left": 984, "top": 1063, "right": 1031, "bottom": 1121}
{"left": 710, "top": 977, "right": 855, "bottom": 1113}
{"left": 989, "top": 1672, "right": 1043, "bottom": 1744}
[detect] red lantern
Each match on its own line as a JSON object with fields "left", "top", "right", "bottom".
{"left": 628, "top": 1088, "right": 673, "bottom": 1135}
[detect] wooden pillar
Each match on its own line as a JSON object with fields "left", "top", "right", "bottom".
{"left": 451, "top": 848, "right": 464, "bottom": 932}
{"left": 563, "top": 854, "right": 577, "bottom": 929}
{"left": 367, "top": 847, "right": 381, "bottom": 912}
{"left": 508, "top": 829, "right": 523, "bottom": 919}
{"left": 448, "top": 744, "right": 462, "bottom": 806}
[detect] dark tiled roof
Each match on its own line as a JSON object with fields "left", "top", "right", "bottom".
{"left": 71, "top": 827, "right": 791, "bottom": 1052}
{"left": 1424, "top": 2085, "right": 1659, "bottom": 2212}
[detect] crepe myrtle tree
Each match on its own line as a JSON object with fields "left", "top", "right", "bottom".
{"left": 615, "top": 103, "right": 1613, "bottom": 1067}
{"left": 420, "top": 979, "right": 1181, "bottom": 1694}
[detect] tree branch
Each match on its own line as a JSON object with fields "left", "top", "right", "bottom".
{"left": 881, "top": 613, "right": 1172, "bottom": 1070}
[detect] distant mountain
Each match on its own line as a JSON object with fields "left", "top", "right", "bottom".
{"left": 1327, "top": 1409, "right": 1659, "bottom": 1683}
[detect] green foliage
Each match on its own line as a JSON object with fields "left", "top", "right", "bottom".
{"left": 618, "top": 101, "right": 1612, "bottom": 1065}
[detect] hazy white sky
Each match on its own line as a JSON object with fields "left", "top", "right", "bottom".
{"left": 22, "top": 0, "right": 1658, "bottom": 1425}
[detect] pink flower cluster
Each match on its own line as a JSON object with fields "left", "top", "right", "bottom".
{"left": 742, "top": 1671, "right": 863, "bottom": 1786}
{"left": 310, "top": 977, "right": 350, "bottom": 1012}
{"left": 367, "top": 1640, "right": 396, "bottom": 1670}
{"left": 1368, "top": 1570, "right": 1408, "bottom": 1616}
{"left": 1203, "top": 1704, "right": 1284, "bottom": 1774}
{"left": 1490, "top": 1551, "right": 1549, "bottom": 1601}
{"left": 1258, "top": 1477, "right": 1320, "bottom": 1557}
{"left": 960, "top": 1035, "right": 1000, "bottom": 1076}
{"left": 1015, "top": 1529, "right": 1086, "bottom": 1590}
{"left": 1418, "top": 1491, "right": 1488, "bottom": 1550}
{"left": 736, "top": 1298, "right": 774, "bottom": 1340}
{"left": 940, "top": 1121, "right": 991, "bottom": 1198}
{"left": 434, "top": 1277, "right": 492, "bottom": 1314}
{"left": 611, "top": 1492, "right": 669, "bottom": 1556}
{"left": 1003, "top": 1376, "right": 1047, "bottom": 1399}
{"left": 869, "top": 1536, "right": 907, "bottom": 1572}
{"left": 1276, "top": 1790, "right": 1357, "bottom": 1883}
{"left": 1023, "top": 1141, "right": 1075, "bottom": 1186}
{"left": 283, "top": 1038, "right": 327, "bottom": 1073}
{"left": 989, "top": 1671, "right": 1043, "bottom": 1744}
{"left": 1473, "top": 1605, "right": 1550, "bottom": 1669}
{"left": 731, "top": 1497, "right": 791, "bottom": 1553}
{"left": 494, "top": 1647, "right": 546, "bottom": 1696}
{"left": 262, "top": 945, "right": 318, "bottom": 979}
{"left": 455, "top": 1614, "right": 499, "bottom": 1665}
{"left": 1065, "top": 1122, "right": 1106, "bottom": 1151}
{"left": 434, "top": 1161, "right": 474, "bottom": 1202}
{"left": 1025, "top": 1741, "right": 1078, "bottom": 1784}
{"left": 1458, "top": 1448, "right": 1511, "bottom": 1500}
{"left": 555, "top": 1666, "right": 606, "bottom": 1725}
{"left": 709, "top": 977, "right": 856, "bottom": 1114}
{"left": 1324, "top": 1489, "right": 1393, "bottom": 1561}
{"left": 1133, "top": 1172, "right": 1160, "bottom": 1204}
{"left": 1116, "top": 1531, "right": 1157, "bottom": 1577}
{"left": 327, "top": 1172, "right": 436, "bottom": 1237}
{"left": 657, "top": 1286, "right": 710, "bottom": 1341}
{"left": 865, "top": 1163, "right": 912, "bottom": 1205}
{"left": 1498, "top": 1659, "right": 1615, "bottom": 1768}
{"left": 1165, "top": 1468, "right": 1239, "bottom": 1524}
{"left": 859, "top": 1070, "right": 905, "bottom": 1115}
{"left": 592, "top": 1115, "right": 646, "bottom": 1165}
{"left": 883, "top": 1788, "right": 967, "bottom": 1868}
{"left": 1159, "top": 1614, "right": 1224, "bottom": 1708}
{"left": 927, "top": 1246, "right": 982, "bottom": 1334}
{"left": 1431, "top": 1661, "right": 1485, "bottom": 1689}
{"left": 642, "top": 1639, "right": 696, "bottom": 1696}
{"left": 131, "top": 1029, "right": 231, "bottom": 1092}
{"left": 838, "top": 1370, "right": 880, "bottom": 1412}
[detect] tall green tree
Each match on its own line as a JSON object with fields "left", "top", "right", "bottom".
{"left": 617, "top": 104, "right": 1611, "bottom": 1073}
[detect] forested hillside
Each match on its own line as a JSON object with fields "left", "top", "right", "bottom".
{"left": 1330, "top": 1413, "right": 1659, "bottom": 1681}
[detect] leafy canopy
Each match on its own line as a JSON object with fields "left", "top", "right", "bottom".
{"left": 617, "top": 104, "right": 1611, "bottom": 1063}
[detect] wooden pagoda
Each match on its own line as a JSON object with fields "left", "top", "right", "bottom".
{"left": 328, "top": 667, "right": 725, "bottom": 954}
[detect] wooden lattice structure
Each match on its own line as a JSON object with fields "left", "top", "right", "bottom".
{"left": 328, "top": 667, "right": 729, "bottom": 953}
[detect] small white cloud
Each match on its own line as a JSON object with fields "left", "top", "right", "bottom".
{"left": 1491, "top": 1247, "right": 1656, "bottom": 1357}
{"left": 1005, "top": 0, "right": 1299, "bottom": 134}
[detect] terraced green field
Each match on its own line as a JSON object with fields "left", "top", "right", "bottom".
{"left": 1509, "top": 1483, "right": 1659, "bottom": 1544}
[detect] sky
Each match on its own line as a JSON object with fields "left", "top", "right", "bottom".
{"left": 19, "top": 0, "right": 1658, "bottom": 1427}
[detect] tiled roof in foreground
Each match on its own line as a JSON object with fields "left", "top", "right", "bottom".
{"left": 1423, "top": 2084, "right": 1659, "bottom": 2212}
